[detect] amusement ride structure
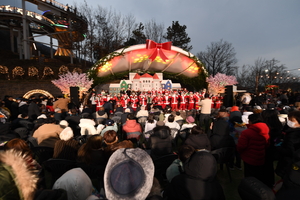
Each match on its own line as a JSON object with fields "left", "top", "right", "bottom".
{"left": 0, "top": 0, "right": 87, "bottom": 61}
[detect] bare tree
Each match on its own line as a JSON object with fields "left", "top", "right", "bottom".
{"left": 124, "top": 13, "right": 138, "bottom": 42}
{"left": 261, "top": 58, "right": 288, "bottom": 85}
{"left": 237, "top": 65, "right": 252, "bottom": 88}
{"left": 197, "top": 39, "right": 237, "bottom": 76}
{"left": 75, "top": 1, "right": 98, "bottom": 62}
{"left": 236, "top": 58, "right": 293, "bottom": 93}
{"left": 144, "top": 19, "right": 165, "bottom": 43}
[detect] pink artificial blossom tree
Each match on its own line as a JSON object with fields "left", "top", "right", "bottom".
{"left": 51, "top": 72, "right": 93, "bottom": 98}
{"left": 206, "top": 73, "right": 238, "bottom": 95}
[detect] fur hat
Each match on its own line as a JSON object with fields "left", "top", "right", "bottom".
{"left": 186, "top": 116, "right": 195, "bottom": 123}
{"left": 104, "top": 148, "right": 154, "bottom": 200}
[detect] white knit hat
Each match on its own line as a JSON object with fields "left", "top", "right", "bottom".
{"left": 59, "top": 127, "right": 74, "bottom": 141}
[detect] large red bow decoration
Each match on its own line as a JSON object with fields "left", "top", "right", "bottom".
{"left": 146, "top": 39, "right": 172, "bottom": 62}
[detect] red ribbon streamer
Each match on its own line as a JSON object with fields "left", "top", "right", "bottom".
{"left": 146, "top": 39, "right": 172, "bottom": 62}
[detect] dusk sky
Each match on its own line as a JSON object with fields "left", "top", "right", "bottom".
{"left": 3, "top": 0, "right": 300, "bottom": 73}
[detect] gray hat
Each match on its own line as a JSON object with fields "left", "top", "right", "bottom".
{"left": 104, "top": 148, "right": 154, "bottom": 200}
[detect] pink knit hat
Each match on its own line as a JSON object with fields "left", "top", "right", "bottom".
{"left": 186, "top": 116, "right": 195, "bottom": 123}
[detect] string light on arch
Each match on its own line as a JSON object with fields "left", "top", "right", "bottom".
{"left": 23, "top": 89, "right": 54, "bottom": 99}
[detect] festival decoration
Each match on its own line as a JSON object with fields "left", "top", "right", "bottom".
{"left": 12, "top": 66, "right": 25, "bottom": 78}
{"left": 58, "top": 65, "right": 69, "bottom": 75}
{"left": 206, "top": 73, "right": 238, "bottom": 94}
{"left": 42, "top": 66, "right": 54, "bottom": 79}
{"left": 0, "top": 65, "right": 9, "bottom": 79}
{"left": 51, "top": 72, "right": 93, "bottom": 97}
{"left": 28, "top": 66, "right": 39, "bottom": 77}
{"left": 146, "top": 39, "right": 172, "bottom": 62}
{"left": 265, "top": 85, "right": 279, "bottom": 91}
{"left": 23, "top": 89, "right": 54, "bottom": 99}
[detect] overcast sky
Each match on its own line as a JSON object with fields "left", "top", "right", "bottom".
{"left": 4, "top": 0, "right": 300, "bottom": 72}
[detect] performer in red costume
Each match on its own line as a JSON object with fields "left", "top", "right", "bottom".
{"left": 156, "top": 93, "right": 164, "bottom": 109}
{"left": 179, "top": 92, "right": 187, "bottom": 111}
{"left": 94, "top": 94, "right": 100, "bottom": 111}
{"left": 139, "top": 93, "right": 147, "bottom": 107}
{"left": 121, "top": 94, "right": 130, "bottom": 109}
{"left": 194, "top": 92, "right": 201, "bottom": 110}
{"left": 211, "top": 95, "right": 216, "bottom": 109}
{"left": 131, "top": 94, "right": 139, "bottom": 111}
{"left": 170, "top": 91, "right": 179, "bottom": 111}
{"left": 187, "top": 92, "right": 195, "bottom": 110}
{"left": 162, "top": 92, "right": 171, "bottom": 109}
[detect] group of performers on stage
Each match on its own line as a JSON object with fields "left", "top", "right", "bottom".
{"left": 90, "top": 89, "right": 224, "bottom": 112}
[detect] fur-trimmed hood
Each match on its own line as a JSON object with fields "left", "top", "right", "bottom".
{"left": 0, "top": 150, "right": 39, "bottom": 200}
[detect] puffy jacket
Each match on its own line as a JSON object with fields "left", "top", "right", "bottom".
{"left": 122, "top": 120, "right": 142, "bottom": 139}
{"left": 237, "top": 122, "right": 270, "bottom": 166}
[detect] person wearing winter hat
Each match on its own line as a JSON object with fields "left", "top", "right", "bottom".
{"left": 52, "top": 168, "right": 98, "bottom": 200}
{"left": 229, "top": 106, "right": 242, "bottom": 121}
{"left": 164, "top": 150, "right": 225, "bottom": 200}
{"left": 104, "top": 148, "right": 154, "bottom": 200}
{"left": 184, "top": 126, "right": 211, "bottom": 151}
{"left": 181, "top": 116, "right": 197, "bottom": 131}
{"left": 100, "top": 119, "right": 118, "bottom": 137}
{"left": 59, "top": 120, "right": 74, "bottom": 141}
{"left": 32, "top": 117, "right": 64, "bottom": 148}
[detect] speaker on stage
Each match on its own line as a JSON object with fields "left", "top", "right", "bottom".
{"left": 70, "top": 87, "right": 79, "bottom": 107}
{"left": 224, "top": 85, "right": 233, "bottom": 107}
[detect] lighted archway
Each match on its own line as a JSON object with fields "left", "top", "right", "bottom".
{"left": 23, "top": 89, "right": 54, "bottom": 99}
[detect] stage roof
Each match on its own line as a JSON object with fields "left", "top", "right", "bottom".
{"left": 92, "top": 42, "right": 207, "bottom": 78}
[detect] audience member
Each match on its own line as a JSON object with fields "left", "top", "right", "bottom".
{"left": 144, "top": 113, "right": 157, "bottom": 133}
{"left": 123, "top": 113, "right": 142, "bottom": 139}
{"left": 149, "top": 124, "right": 173, "bottom": 159}
{"left": 181, "top": 116, "right": 197, "bottom": 130}
{"left": 53, "top": 139, "right": 80, "bottom": 161}
{"left": 166, "top": 145, "right": 195, "bottom": 182}
{"left": 184, "top": 126, "right": 211, "bottom": 151}
{"left": 164, "top": 150, "right": 225, "bottom": 200}
{"left": 237, "top": 113, "right": 270, "bottom": 185}
{"left": 100, "top": 119, "right": 118, "bottom": 137}
{"left": 104, "top": 148, "right": 155, "bottom": 200}
{"left": 32, "top": 117, "right": 64, "bottom": 147}
{"left": 165, "top": 114, "right": 180, "bottom": 130}
{"left": 276, "top": 111, "right": 300, "bottom": 178}
{"left": 77, "top": 135, "right": 105, "bottom": 165}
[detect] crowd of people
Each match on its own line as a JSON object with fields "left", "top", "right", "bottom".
{"left": 0, "top": 88, "right": 300, "bottom": 199}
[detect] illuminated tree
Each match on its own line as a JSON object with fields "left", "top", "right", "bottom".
{"left": 51, "top": 72, "right": 93, "bottom": 97}
{"left": 207, "top": 73, "right": 238, "bottom": 94}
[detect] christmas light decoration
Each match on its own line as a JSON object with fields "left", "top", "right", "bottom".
{"left": 206, "top": 73, "right": 238, "bottom": 94}
{"left": 51, "top": 72, "right": 93, "bottom": 96}
{"left": 12, "top": 66, "right": 25, "bottom": 78}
